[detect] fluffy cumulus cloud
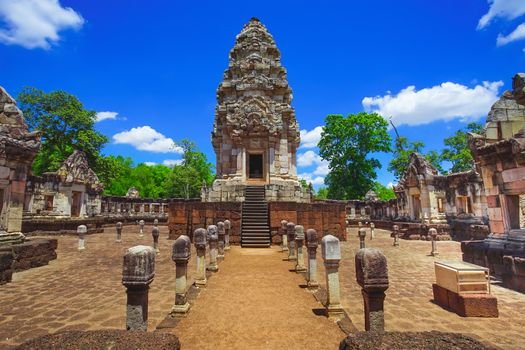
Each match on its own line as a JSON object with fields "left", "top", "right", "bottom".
{"left": 497, "top": 23, "right": 525, "bottom": 46}
{"left": 163, "top": 159, "right": 183, "bottom": 167}
{"left": 0, "top": 0, "right": 84, "bottom": 49}
{"left": 298, "top": 173, "right": 325, "bottom": 186}
{"left": 299, "top": 126, "right": 323, "bottom": 148}
{"left": 113, "top": 126, "right": 183, "bottom": 153}
{"left": 362, "top": 81, "right": 503, "bottom": 126}
{"left": 477, "top": 0, "right": 525, "bottom": 29}
{"left": 95, "top": 111, "right": 118, "bottom": 122}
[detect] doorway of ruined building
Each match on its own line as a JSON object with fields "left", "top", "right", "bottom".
{"left": 71, "top": 191, "right": 82, "bottom": 217}
{"left": 412, "top": 195, "right": 421, "bottom": 220}
{"left": 247, "top": 153, "right": 265, "bottom": 181}
{"left": 507, "top": 194, "right": 525, "bottom": 229}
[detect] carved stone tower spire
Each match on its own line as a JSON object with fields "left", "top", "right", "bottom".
{"left": 207, "top": 18, "right": 308, "bottom": 202}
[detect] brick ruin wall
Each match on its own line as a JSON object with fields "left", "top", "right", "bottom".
{"left": 168, "top": 200, "right": 347, "bottom": 244}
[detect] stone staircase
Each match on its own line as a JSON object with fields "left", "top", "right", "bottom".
{"left": 241, "top": 186, "right": 270, "bottom": 248}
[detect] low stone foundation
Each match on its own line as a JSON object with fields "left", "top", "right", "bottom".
{"left": 339, "top": 331, "right": 497, "bottom": 349}
{"left": 432, "top": 284, "right": 498, "bottom": 317}
{"left": 0, "top": 238, "right": 58, "bottom": 284}
{"left": 15, "top": 330, "right": 181, "bottom": 350}
{"left": 348, "top": 219, "right": 451, "bottom": 241}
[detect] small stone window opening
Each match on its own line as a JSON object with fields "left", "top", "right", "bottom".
{"left": 437, "top": 197, "right": 444, "bottom": 213}
{"left": 144, "top": 204, "right": 150, "bottom": 213}
{"left": 134, "top": 204, "right": 141, "bottom": 212}
{"left": 163, "top": 205, "right": 168, "bottom": 213}
{"left": 458, "top": 196, "right": 471, "bottom": 214}
{"left": 153, "top": 205, "right": 160, "bottom": 213}
{"left": 507, "top": 194, "right": 525, "bottom": 230}
{"left": 45, "top": 195, "right": 54, "bottom": 211}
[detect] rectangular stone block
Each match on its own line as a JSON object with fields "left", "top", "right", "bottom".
{"left": 433, "top": 283, "right": 498, "bottom": 317}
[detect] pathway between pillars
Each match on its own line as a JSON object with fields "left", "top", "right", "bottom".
{"left": 172, "top": 246, "right": 345, "bottom": 349}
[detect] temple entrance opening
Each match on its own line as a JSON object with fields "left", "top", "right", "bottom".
{"left": 71, "top": 191, "right": 82, "bottom": 217}
{"left": 248, "top": 153, "right": 264, "bottom": 180}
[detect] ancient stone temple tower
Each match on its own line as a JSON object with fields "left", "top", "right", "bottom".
{"left": 205, "top": 18, "right": 310, "bottom": 202}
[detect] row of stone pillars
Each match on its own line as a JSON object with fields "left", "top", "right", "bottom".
{"left": 119, "top": 219, "right": 233, "bottom": 331}
{"left": 280, "top": 219, "right": 391, "bottom": 332}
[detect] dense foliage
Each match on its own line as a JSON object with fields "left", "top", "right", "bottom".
{"left": 18, "top": 87, "right": 108, "bottom": 175}
{"left": 387, "top": 137, "right": 444, "bottom": 180}
{"left": 318, "top": 113, "right": 392, "bottom": 200}
{"left": 441, "top": 122, "right": 483, "bottom": 173}
{"left": 372, "top": 181, "right": 396, "bottom": 201}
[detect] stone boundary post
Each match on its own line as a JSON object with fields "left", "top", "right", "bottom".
{"left": 171, "top": 235, "right": 191, "bottom": 315}
{"left": 139, "top": 220, "right": 145, "bottom": 238}
{"left": 77, "top": 225, "right": 87, "bottom": 251}
{"left": 287, "top": 222, "right": 297, "bottom": 261}
{"left": 116, "top": 222, "right": 123, "bottom": 243}
{"left": 122, "top": 245, "right": 155, "bottom": 331}
{"left": 207, "top": 225, "right": 219, "bottom": 272}
{"left": 370, "top": 222, "right": 375, "bottom": 240}
{"left": 224, "top": 220, "right": 231, "bottom": 251}
{"left": 306, "top": 229, "right": 319, "bottom": 289}
{"left": 392, "top": 225, "right": 400, "bottom": 246}
{"left": 194, "top": 228, "right": 207, "bottom": 287}
{"left": 295, "top": 225, "right": 307, "bottom": 272}
{"left": 152, "top": 227, "right": 160, "bottom": 254}
{"left": 281, "top": 220, "right": 289, "bottom": 252}
{"left": 429, "top": 228, "right": 438, "bottom": 256}
{"left": 153, "top": 218, "right": 159, "bottom": 227}
{"left": 358, "top": 228, "right": 366, "bottom": 249}
{"left": 217, "top": 221, "right": 225, "bottom": 260}
{"left": 321, "top": 234, "right": 344, "bottom": 318}
{"left": 355, "top": 248, "right": 389, "bottom": 332}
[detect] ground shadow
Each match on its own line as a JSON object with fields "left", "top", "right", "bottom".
{"left": 312, "top": 308, "right": 326, "bottom": 317}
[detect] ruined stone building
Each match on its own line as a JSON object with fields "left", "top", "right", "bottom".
{"left": 204, "top": 17, "right": 310, "bottom": 203}
{"left": 463, "top": 73, "right": 525, "bottom": 292}
{"left": 0, "top": 87, "right": 40, "bottom": 244}
{"left": 0, "top": 86, "right": 57, "bottom": 284}
{"left": 24, "top": 151, "right": 103, "bottom": 219}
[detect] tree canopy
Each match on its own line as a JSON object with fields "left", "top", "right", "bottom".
{"left": 318, "top": 113, "right": 391, "bottom": 200}
{"left": 18, "top": 87, "right": 108, "bottom": 175}
{"left": 372, "top": 181, "right": 396, "bottom": 201}
{"left": 441, "top": 122, "right": 483, "bottom": 173}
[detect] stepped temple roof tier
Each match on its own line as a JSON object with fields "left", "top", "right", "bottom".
{"left": 206, "top": 18, "right": 310, "bottom": 203}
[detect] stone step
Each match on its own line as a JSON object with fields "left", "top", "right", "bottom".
{"left": 241, "top": 229, "right": 270, "bottom": 234}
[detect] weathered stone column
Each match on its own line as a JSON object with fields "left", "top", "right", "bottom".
{"left": 355, "top": 248, "right": 389, "bottom": 332}
{"left": 287, "top": 222, "right": 297, "bottom": 261}
{"left": 207, "top": 225, "right": 219, "bottom": 272}
{"left": 281, "top": 220, "right": 289, "bottom": 252}
{"left": 152, "top": 227, "right": 160, "bottom": 254}
{"left": 224, "top": 219, "right": 231, "bottom": 251}
{"left": 116, "top": 222, "right": 123, "bottom": 243}
{"left": 194, "top": 228, "right": 207, "bottom": 287}
{"left": 429, "top": 228, "right": 439, "bottom": 256}
{"left": 153, "top": 218, "right": 159, "bottom": 227}
{"left": 321, "top": 235, "right": 344, "bottom": 318}
{"left": 370, "top": 222, "right": 375, "bottom": 240}
{"left": 171, "top": 235, "right": 191, "bottom": 315}
{"left": 78, "top": 225, "right": 87, "bottom": 251}
{"left": 122, "top": 245, "right": 156, "bottom": 331}
{"left": 358, "top": 228, "right": 366, "bottom": 249}
{"left": 306, "top": 229, "right": 319, "bottom": 289}
{"left": 294, "top": 225, "right": 307, "bottom": 272}
{"left": 217, "top": 221, "right": 225, "bottom": 260}
{"left": 139, "top": 220, "right": 145, "bottom": 238}
{"left": 392, "top": 225, "right": 400, "bottom": 247}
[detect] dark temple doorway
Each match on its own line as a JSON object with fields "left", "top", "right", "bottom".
{"left": 248, "top": 154, "right": 263, "bottom": 179}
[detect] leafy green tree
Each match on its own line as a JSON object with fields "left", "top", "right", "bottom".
{"left": 387, "top": 137, "right": 425, "bottom": 180}
{"left": 131, "top": 163, "right": 171, "bottom": 198}
{"left": 299, "top": 179, "right": 309, "bottom": 189}
{"left": 318, "top": 113, "right": 391, "bottom": 200}
{"left": 441, "top": 122, "right": 483, "bottom": 173}
{"left": 165, "top": 139, "right": 214, "bottom": 198}
{"left": 315, "top": 187, "right": 329, "bottom": 200}
{"left": 96, "top": 155, "right": 134, "bottom": 196}
{"left": 18, "top": 87, "right": 108, "bottom": 175}
{"left": 425, "top": 150, "right": 445, "bottom": 174}
{"left": 372, "top": 182, "right": 396, "bottom": 201}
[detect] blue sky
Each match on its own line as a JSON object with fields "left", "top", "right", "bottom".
{"left": 1, "top": 0, "right": 524, "bottom": 189}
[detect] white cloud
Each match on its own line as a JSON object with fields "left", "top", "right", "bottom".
{"left": 113, "top": 126, "right": 183, "bottom": 153}
{"left": 362, "top": 81, "right": 503, "bottom": 127}
{"left": 298, "top": 173, "right": 325, "bottom": 186}
{"left": 297, "top": 150, "right": 321, "bottom": 167}
{"left": 387, "top": 182, "right": 395, "bottom": 189}
{"left": 497, "top": 23, "right": 525, "bottom": 46}
{"left": 163, "top": 159, "right": 183, "bottom": 167}
{"left": 96, "top": 111, "right": 118, "bottom": 122}
{"left": 0, "top": 0, "right": 84, "bottom": 49}
{"left": 477, "top": 0, "right": 525, "bottom": 29}
{"left": 144, "top": 162, "right": 157, "bottom": 166}
{"left": 313, "top": 161, "right": 329, "bottom": 176}
{"left": 300, "top": 126, "right": 323, "bottom": 148}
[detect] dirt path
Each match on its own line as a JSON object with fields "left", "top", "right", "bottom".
{"left": 173, "top": 246, "right": 345, "bottom": 350}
